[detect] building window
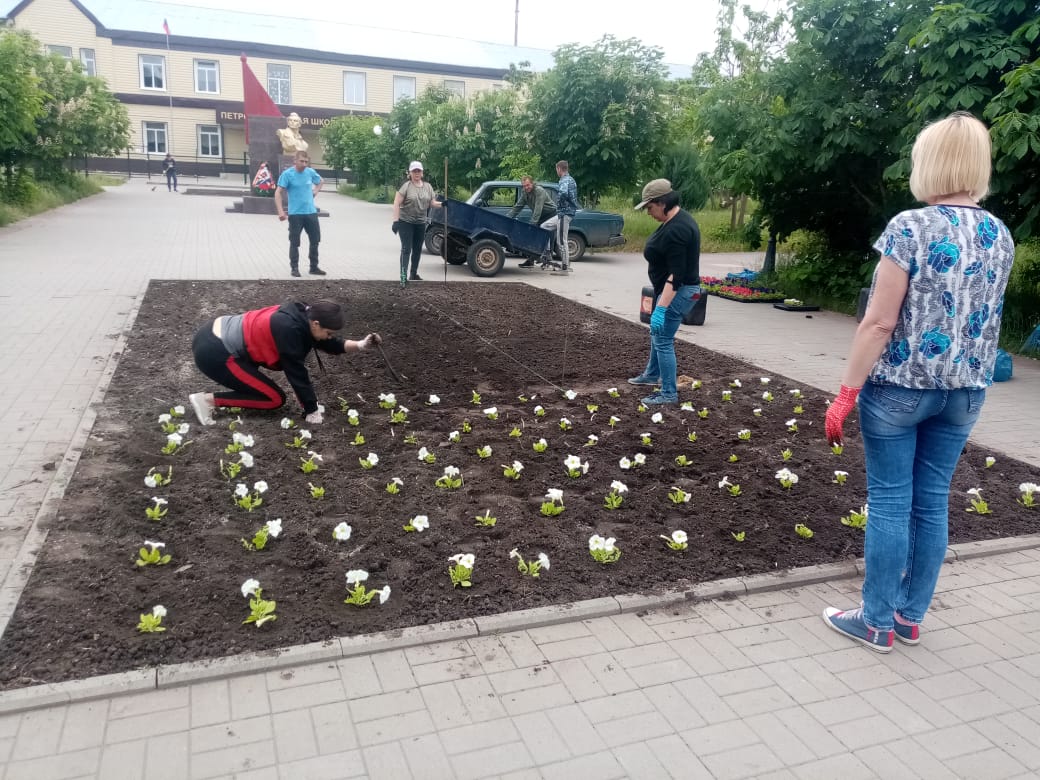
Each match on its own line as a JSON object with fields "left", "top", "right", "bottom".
{"left": 343, "top": 71, "right": 366, "bottom": 106}
{"left": 198, "top": 125, "right": 221, "bottom": 157}
{"left": 393, "top": 75, "right": 416, "bottom": 105}
{"left": 194, "top": 60, "right": 219, "bottom": 94}
{"left": 444, "top": 79, "right": 465, "bottom": 98}
{"left": 140, "top": 55, "right": 166, "bottom": 90}
{"left": 47, "top": 44, "right": 73, "bottom": 59}
{"left": 79, "top": 48, "right": 96, "bottom": 76}
{"left": 268, "top": 64, "right": 291, "bottom": 104}
{"left": 143, "top": 122, "right": 167, "bottom": 154}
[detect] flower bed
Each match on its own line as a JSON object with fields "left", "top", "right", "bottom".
{"left": 701, "top": 275, "right": 788, "bottom": 303}
{"left": 0, "top": 280, "right": 1035, "bottom": 688}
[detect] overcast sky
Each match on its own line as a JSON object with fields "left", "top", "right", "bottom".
{"left": 155, "top": 0, "right": 785, "bottom": 67}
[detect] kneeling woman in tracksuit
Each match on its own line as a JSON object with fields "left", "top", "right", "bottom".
{"left": 188, "top": 300, "right": 380, "bottom": 426}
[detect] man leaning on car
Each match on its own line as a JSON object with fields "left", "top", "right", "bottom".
{"left": 508, "top": 176, "right": 556, "bottom": 268}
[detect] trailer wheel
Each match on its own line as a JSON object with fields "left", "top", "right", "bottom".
{"left": 424, "top": 227, "right": 444, "bottom": 255}
{"left": 467, "top": 238, "right": 506, "bottom": 277}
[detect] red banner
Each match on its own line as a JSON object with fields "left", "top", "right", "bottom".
{"left": 240, "top": 54, "right": 283, "bottom": 143}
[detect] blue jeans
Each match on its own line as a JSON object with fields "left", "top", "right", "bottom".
{"left": 858, "top": 381, "right": 985, "bottom": 630}
{"left": 640, "top": 286, "right": 698, "bottom": 396}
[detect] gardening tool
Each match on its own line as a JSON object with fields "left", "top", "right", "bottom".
{"left": 375, "top": 341, "right": 406, "bottom": 382}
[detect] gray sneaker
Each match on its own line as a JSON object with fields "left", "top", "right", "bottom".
{"left": 627, "top": 374, "right": 660, "bottom": 386}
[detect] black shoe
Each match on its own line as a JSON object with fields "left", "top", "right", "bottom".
{"left": 409, "top": 274, "right": 422, "bottom": 281}
{"left": 291, "top": 268, "right": 301, "bottom": 277}
{"left": 309, "top": 267, "right": 327, "bottom": 276}
{"left": 518, "top": 259, "right": 535, "bottom": 268}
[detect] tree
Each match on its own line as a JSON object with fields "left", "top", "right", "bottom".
{"left": 883, "top": 0, "right": 1040, "bottom": 238}
{"left": 0, "top": 31, "right": 45, "bottom": 178}
{"left": 748, "top": 0, "right": 920, "bottom": 250}
{"left": 526, "top": 36, "right": 668, "bottom": 201}
{"left": 319, "top": 115, "right": 385, "bottom": 188}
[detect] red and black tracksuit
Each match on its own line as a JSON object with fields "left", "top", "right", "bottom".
{"left": 192, "top": 303, "right": 345, "bottom": 414}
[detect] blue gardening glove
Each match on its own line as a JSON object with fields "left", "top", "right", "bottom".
{"left": 650, "top": 305, "right": 667, "bottom": 334}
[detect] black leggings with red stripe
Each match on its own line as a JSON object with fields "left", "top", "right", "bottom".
{"left": 192, "top": 322, "right": 286, "bottom": 410}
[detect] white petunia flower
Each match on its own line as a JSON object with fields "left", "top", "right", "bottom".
{"left": 443, "top": 465, "right": 460, "bottom": 477}
{"left": 483, "top": 407, "right": 498, "bottom": 417}
{"left": 253, "top": 480, "right": 268, "bottom": 493}
{"left": 428, "top": 394, "right": 440, "bottom": 404}
{"left": 966, "top": 487, "right": 982, "bottom": 497}
{"left": 398, "top": 405, "right": 409, "bottom": 414}
{"left": 143, "top": 540, "right": 165, "bottom": 549}
{"left": 564, "top": 390, "right": 577, "bottom": 400}
{"left": 158, "top": 413, "right": 172, "bottom": 424}
{"left": 234, "top": 483, "right": 249, "bottom": 497}
{"left": 144, "top": 475, "right": 158, "bottom": 488}
{"left": 564, "top": 454, "right": 582, "bottom": 470}
{"left": 391, "top": 477, "right": 403, "bottom": 486}
{"left": 306, "top": 450, "right": 323, "bottom": 462}
{"left": 633, "top": 453, "right": 647, "bottom": 465}
{"left": 152, "top": 497, "right": 168, "bottom": 506}
{"left": 345, "top": 569, "right": 369, "bottom": 585}
{"left": 786, "top": 419, "right": 797, "bottom": 427}
{"left": 619, "top": 456, "right": 632, "bottom": 470}
{"left": 332, "top": 522, "right": 352, "bottom": 541}
{"left": 731, "top": 379, "right": 742, "bottom": 388}
{"left": 545, "top": 488, "right": 564, "bottom": 502}
{"left": 718, "top": 477, "right": 732, "bottom": 489}
{"left": 366, "top": 453, "right": 379, "bottom": 465}
{"left": 300, "top": 430, "right": 312, "bottom": 441}
{"left": 347, "top": 409, "right": 359, "bottom": 420}
{"left": 265, "top": 518, "right": 283, "bottom": 537}
{"left": 588, "top": 534, "right": 605, "bottom": 551}
{"left": 537, "top": 552, "right": 551, "bottom": 570}
{"left": 533, "top": 405, "right": 544, "bottom": 414}
{"left": 152, "top": 605, "right": 167, "bottom": 618}
{"left": 448, "top": 431, "right": 460, "bottom": 442}
{"left": 1020, "top": 482, "right": 1039, "bottom": 493}
{"left": 411, "top": 515, "right": 430, "bottom": 532}
{"left": 449, "top": 553, "right": 475, "bottom": 569}
{"left": 609, "top": 415, "right": 621, "bottom": 425}
{"left": 379, "top": 585, "right": 391, "bottom": 604}
{"left": 510, "top": 460, "right": 524, "bottom": 472}
{"left": 775, "top": 468, "right": 798, "bottom": 485}
{"left": 607, "top": 387, "right": 618, "bottom": 394}
{"left": 651, "top": 412, "right": 663, "bottom": 423}
{"left": 610, "top": 480, "right": 628, "bottom": 493}
{"left": 166, "top": 432, "right": 183, "bottom": 445}
{"left": 603, "top": 537, "right": 617, "bottom": 552}
{"left": 760, "top": 377, "right": 771, "bottom": 384}
{"left": 280, "top": 418, "right": 293, "bottom": 429}
{"left": 509, "top": 548, "right": 521, "bottom": 560}
{"left": 238, "top": 451, "right": 254, "bottom": 468}
{"left": 172, "top": 405, "right": 185, "bottom": 415}
{"left": 241, "top": 578, "right": 260, "bottom": 598}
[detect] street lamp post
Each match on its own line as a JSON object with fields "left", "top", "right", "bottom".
{"left": 372, "top": 124, "right": 388, "bottom": 202}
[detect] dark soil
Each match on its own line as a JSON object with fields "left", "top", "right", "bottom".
{"left": 1, "top": 280, "right": 1036, "bottom": 689}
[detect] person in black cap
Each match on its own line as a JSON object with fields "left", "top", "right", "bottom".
{"left": 628, "top": 178, "right": 702, "bottom": 405}
{"left": 188, "top": 300, "right": 380, "bottom": 425}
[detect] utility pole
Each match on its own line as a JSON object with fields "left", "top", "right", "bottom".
{"left": 514, "top": 0, "right": 519, "bottom": 46}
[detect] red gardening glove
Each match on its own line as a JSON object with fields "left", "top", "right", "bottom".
{"left": 825, "top": 385, "right": 861, "bottom": 445}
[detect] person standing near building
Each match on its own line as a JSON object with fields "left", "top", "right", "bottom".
{"left": 822, "top": 112, "right": 1015, "bottom": 653}
{"left": 509, "top": 176, "right": 556, "bottom": 268}
{"left": 540, "top": 160, "right": 578, "bottom": 273}
{"left": 276, "top": 151, "right": 325, "bottom": 277}
{"left": 162, "top": 153, "right": 178, "bottom": 192}
{"left": 392, "top": 161, "right": 443, "bottom": 285}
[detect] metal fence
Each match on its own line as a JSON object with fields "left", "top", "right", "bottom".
{"left": 82, "top": 152, "right": 342, "bottom": 186}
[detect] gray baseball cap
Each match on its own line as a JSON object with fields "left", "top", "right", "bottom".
{"left": 634, "top": 178, "right": 674, "bottom": 210}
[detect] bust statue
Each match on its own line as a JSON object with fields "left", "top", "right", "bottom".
{"left": 276, "top": 112, "right": 308, "bottom": 153}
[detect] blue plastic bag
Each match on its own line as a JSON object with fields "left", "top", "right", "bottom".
{"left": 993, "top": 348, "right": 1013, "bottom": 382}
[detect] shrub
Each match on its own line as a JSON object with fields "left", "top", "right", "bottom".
{"left": 776, "top": 231, "right": 875, "bottom": 309}
{"left": 1001, "top": 239, "right": 1040, "bottom": 353}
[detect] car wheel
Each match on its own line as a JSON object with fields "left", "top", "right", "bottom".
{"left": 567, "top": 233, "right": 587, "bottom": 261}
{"left": 466, "top": 238, "right": 506, "bottom": 277}
{"left": 424, "top": 227, "right": 444, "bottom": 255}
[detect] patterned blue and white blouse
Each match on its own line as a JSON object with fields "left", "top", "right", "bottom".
{"left": 868, "top": 205, "right": 1015, "bottom": 389}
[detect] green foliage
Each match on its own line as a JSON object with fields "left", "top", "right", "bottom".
{"left": 319, "top": 115, "right": 386, "bottom": 189}
{"left": 0, "top": 172, "right": 103, "bottom": 226}
{"left": 0, "top": 29, "right": 128, "bottom": 197}
{"left": 1001, "top": 239, "right": 1040, "bottom": 352}
{"left": 775, "top": 231, "right": 876, "bottom": 306}
{"left": 658, "top": 144, "right": 709, "bottom": 212}
{"left": 527, "top": 36, "right": 669, "bottom": 201}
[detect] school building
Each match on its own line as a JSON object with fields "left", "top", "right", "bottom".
{"left": 1, "top": 0, "right": 554, "bottom": 176}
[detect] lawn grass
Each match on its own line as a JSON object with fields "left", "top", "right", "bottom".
{"left": 0, "top": 174, "right": 117, "bottom": 228}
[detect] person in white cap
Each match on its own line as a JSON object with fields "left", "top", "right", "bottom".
{"left": 392, "top": 161, "right": 443, "bottom": 286}
{"left": 628, "top": 178, "right": 702, "bottom": 405}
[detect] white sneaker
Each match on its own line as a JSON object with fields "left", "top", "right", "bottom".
{"left": 189, "top": 392, "right": 216, "bottom": 426}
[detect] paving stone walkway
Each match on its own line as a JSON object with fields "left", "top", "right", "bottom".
{"left": 1, "top": 181, "right": 1038, "bottom": 779}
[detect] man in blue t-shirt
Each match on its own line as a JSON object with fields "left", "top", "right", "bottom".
{"left": 276, "top": 151, "right": 325, "bottom": 276}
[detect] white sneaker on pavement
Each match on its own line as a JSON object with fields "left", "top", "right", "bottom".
{"left": 189, "top": 392, "right": 216, "bottom": 426}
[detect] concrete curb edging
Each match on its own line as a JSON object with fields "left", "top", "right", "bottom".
{"left": 3, "top": 534, "right": 1037, "bottom": 714}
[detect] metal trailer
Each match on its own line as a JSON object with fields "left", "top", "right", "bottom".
{"left": 428, "top": 198, "right": 552, "bottom": 278}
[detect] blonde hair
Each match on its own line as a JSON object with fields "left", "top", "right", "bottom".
{"left": 909, "top": 112, "right": 991, "bottom": 203}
